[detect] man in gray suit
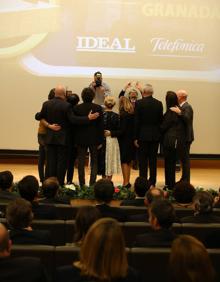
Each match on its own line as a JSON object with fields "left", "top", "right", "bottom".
{"left": 170, "top": 89, "right": 194, "bottom": 182}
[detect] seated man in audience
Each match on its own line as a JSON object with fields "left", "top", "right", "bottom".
{"left": 0, "top": 223, "right": 48, "bottom": 281}
{"left": 134, "top": 199, "right": 177, "bottom": 247}
{"left": 129, "top": 187, "right": 164, "bottom": 222}
{"left": 94, "top": 179, "right": 127, "bottom": 222}
{"left": 173, "top": 181, "right": 196, "bottom": 208}
{"left": 182, "top": 191, "right": 220, "bottom": 223}
{"left": 120, "top": 177, "right": 150, "bottom": 206}
{"left": 39, "top": 177, "right": 71, "bottom": 205}
{"left": 6, "top": 198, "right": 51, "bottom": 245}
{"left": 18, "top": 175, "right": 57, "bottom": 219}
{"left": 0, "top": 171, "right": 19, "bottom": 203}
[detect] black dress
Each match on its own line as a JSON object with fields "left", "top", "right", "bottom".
{"left": 114, "top": 110, "right": 135, "bottom": 164}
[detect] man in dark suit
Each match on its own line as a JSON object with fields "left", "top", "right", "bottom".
{"left": 94, "top": 179, "right": 127, "bottom": 222}
{"left": 171, "top": 89, "right": 194, "bottom": 182}
{"left": 134, "top": 199, "right": 176, "bottom": 247}
{"left": 38, "top": 85, "right": 99, "bottom": 185}
{"left": 74, "top": 87, "right": 104, "bottom": 187}
{"left": 134, "top": 84, "right": 163, "bottom": 186}
{"left": 0, "top": 223, "right": 48, "bottom": 281}
{"left": 0, "top": 171, "right": 19, "bottom": 203}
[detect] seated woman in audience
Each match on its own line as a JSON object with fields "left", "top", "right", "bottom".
{"left": 170, "top": 235, "right": 215, "bottom": 282}
{"left": 56, "top": 218, "right": 142, "bottom": 282}
{"left": 6, "top": 198, "right": 51, "bottom": 245}
{"left": 172, "top": 181, "right": 196, "bottom": 208}
{"left": 73, "top": 206, "right": 101, "bottom": 246}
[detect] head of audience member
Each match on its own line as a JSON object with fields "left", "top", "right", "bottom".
{"left": 104, "top": 96, "right": 116, "bottom": 110}
{"left": 48, "top": 88, "right": 55, "bottom": 100}
{"left": 170, "top": 235, "right": 215, "bottom": 282}
{"left": 67, "top": 93, "right": 80, "bottom": 107}
{"left": 119, "top": 96, "right": 134, "bottom": 114}
{"left": 74, "top": 206, "right": 101, "bottom": 244}
{"left": 42, "top": 177, "right": 59, "bottom": 199}
{"left": 166, "top": 91, "right": 178, "bottom": 110}
{"left": 55, "top": 85, "right": 66, "bottom": 100}
{"left": 193, "top": 191, "right": 214, "bottom": 216}
{"left": 81, "top": 87, "right": 95, "bottom": 103}
{"left": 0, "top": 223, "right": 11, "bottom": 258}
{"left": 93, "top": 71, "right": 103, "bottom": 87}
{"left": 176, "top": 89, "right": 188, "bottom": 105}
{"left": 94, "top": 179, "right": 114, "bottom": 204}
{"left": 144, "top": 187, "right": 164, "bottom": 206}
{"left": 142, "top": 84, "right": 154, "bottom": 97}
{"left": 173, "top": 181, "right": 196, "bottom": 204}
{"left": 6, "top": 198, "right": 33, "bottom": 230}
{"left": 125, "top": 87, "right": 141, "bottom": 103}
{"left": 17, "top": 175, "right": 39, "bottom": 203}
{"left": 148, "top": 199, "right": 175, "bottom": 230}
{"left": 0, "top": 171, "right": 13, "bottom": 191}
{"left": 76, "top": 218, "right": 128, "bottom": 281}
{"left": 134, "top": 177, "right": 150, "bottom": 198}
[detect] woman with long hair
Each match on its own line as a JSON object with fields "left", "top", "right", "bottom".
{"left": 170, "top": 235, "right": 215, "bottom": 282}
{"left": 56, "top": 218, "right": 142, "bottom": 282}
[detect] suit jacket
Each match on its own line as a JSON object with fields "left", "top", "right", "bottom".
{"left": 134, "top": 228, "right": 176, "bottom": 247}
{"left": 96, "top": 203, "right": 128, "bottom": 222}
{"left": 9, "top": 228, "right": 51, "bottom": 245}
{"left": 56, "top": 265, "right": 142, "bottom": 282}
{"left": 134, "top": 96, "right": 163, "bottom": 142}
{"left": 180, "top": 102, "right": 194, "bottom": 143}
{"left": 74, "top": 102, "right": 104, "bottom": 145}
{"left": 38, "top": 97, "right": 89, "bottom": 146}
{"left": 181, "top": 213, "right": 220, "bottom": 223}
{"left": 0, "top": 256, "right": 48, "bottom": 282}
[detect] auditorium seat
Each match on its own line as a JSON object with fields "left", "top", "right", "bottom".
{"left": 54, "top": 204, "right": 78, "bottom": 220}
{"left": 65, "top": 220, "right": 76, "bottom": 243}
{"left": 55, "top": 245, "right": 80, "bottom": 267}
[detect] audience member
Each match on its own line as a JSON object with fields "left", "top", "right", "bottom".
{"left": 6, "top": 198, "right": 51, "bottom": 245}
{"left": 173, "top": 181, "right": 196, "bottom": 207}
{"left": 213, "top": 187, "right": 220, "bottom": 208}
{"left": 144, "top": 187, "right": 164, "bottom": 206}
{"left": 134, "top": 199, "right": 176, "bottom": 247}
{"left": 39, "top": 177, "right": 70, "bottom": 204}
{"left": 74, "top": 87, "right": 104, "bottom": 187}
{"left": 56, "top": 218, "right": 142, "bottom": 282}
{"left": 170, "top": 235, "right": 215, "bottom": 282}
{"left": 73, "top": 206, "right": 101, "bottom": 246}
{"left": 134, "top": 84, "right": 163, "bottom": 186}
{"left": 89, "top": 71, "right": 111, "bottom": 106}
{"left": 0, "top": 223, "right": 48, "bottom": 281}
{"left": 18, "top": 175, "right": 57, "bottom": 219}
{"left": 120, "top": 177, "right": 150, "bottom": 206}
{"left": 181, "top": 191, "right": 220, "bottom": 223}
{"left": 0, "top": 171, "right": 19, "bottom": 202}
{"left": 94, "top": 179, "right": 127, "bottom": 222}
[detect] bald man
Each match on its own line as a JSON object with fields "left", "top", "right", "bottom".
{"left": 170, "top": 89, "right": 194, "bottom": 182}
{"left": 0, "top": 223, "right": 48, "bottom": 281}
{"left": 38, "top": 85, "right": 99, "bottom": 185}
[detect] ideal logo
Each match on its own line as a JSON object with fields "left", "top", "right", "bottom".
{"left": 76, "top": 37, "right": 136, "bottom": 53}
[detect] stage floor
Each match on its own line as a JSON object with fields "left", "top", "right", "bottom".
{"left": 0, "top": 163, "right": 219, "bottom": 191}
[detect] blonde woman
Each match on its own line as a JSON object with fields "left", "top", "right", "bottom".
{"left": 56, "top": 218, "right": 142, "bottom": 282}
{"left": 98, "top": 96, "right": 121, "bottom": 180}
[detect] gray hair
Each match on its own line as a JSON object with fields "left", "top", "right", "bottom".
{"left": 193, "top": 191, "right": 213, "bottom": 215}
{"left": 142, "top": 84, "right": 154, "bottom": 95}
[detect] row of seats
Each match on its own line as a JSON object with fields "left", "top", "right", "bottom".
{"left": 1, "top": 202, "right": 220, "bottom": 220}
{"left": 2, "top": 218, "right": 220, "bottom": 247}
{"left": 11, "top": 245, "right": 220, "bottom": 282}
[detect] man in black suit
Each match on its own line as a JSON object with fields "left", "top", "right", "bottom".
{"left": 74, "top": 87, "right": 104, "bottom": 187}
{"left": 134, "top": 199, "right": 176, "bottom": 247}
{"left": 0, "top": 171, "right": 19, "bottom": 203}
{"left": 171, "top": 89, "right": 194, "bottom": 182}
{"left": 38, "top": 85, "right": 99, "bottom": 186}
{"left": 134, "top": 84, "right": 163, "bottom": 186}
{"left": 94, "top": 179, "right": 127, "bottom": 222}
{"left": 0, "top": 223, "right": 48, "bottom": 281}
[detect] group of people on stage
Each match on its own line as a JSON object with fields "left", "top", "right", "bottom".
{"left": 35, "top": 71, "right": 194, "bottom": 189}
